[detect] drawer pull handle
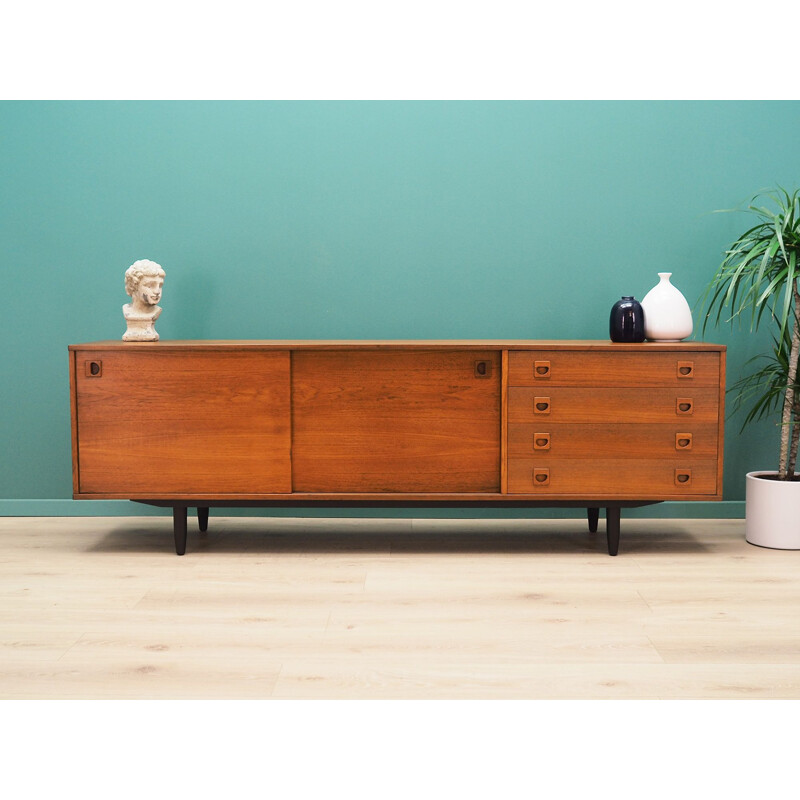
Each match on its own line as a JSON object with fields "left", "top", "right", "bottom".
{"left": 676, "top": 433, "right": 693, "bottom": 450}
{"left": 85, "top": 360, "right": 102, "bottom": 377}
{"left": 534, "top": 361, "right": 551, "bottom": 378}
{"left": 675, "top": 469, "right": 692, "bottom": 486}
{"left": 474, "top": 360, "right": 492, "bottom": 378}
{"left": 534, "top": 397, "right": 551, "bottom": 414}
{"left": 677, "top": 361, "right": 694, "bottom": 378}
{"left": 533, "top": 468, "right": 550, "bottom": 486}
{"left": 676, "top": 398, "right": 693, "bottom": 415}
{"left": 533, "top": 433, "right": 551, "bottom": 450}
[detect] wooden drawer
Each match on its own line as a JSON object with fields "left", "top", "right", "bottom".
{"left": 507, "top": 458, "right": 718, "bottom": 496}
{"left": 508, "top": 351, "right": 720, "bottom": 387}
{"left": 508, "top": 423, "right": 719, "bottom": 459}
{"left": 507, "top": 387, "right": 719, "bottom": 424}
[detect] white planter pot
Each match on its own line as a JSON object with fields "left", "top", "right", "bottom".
{"left": 745, "top": 471, "right": 800, "bottom": 549}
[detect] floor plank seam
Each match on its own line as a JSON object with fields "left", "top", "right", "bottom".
{"left": 636, "top": 590, "right": 655, "bottom": 612}
{"left": 55, "top": 634, "right": 86, "bottom": 662}
{"left": 645, "top": 635, "right": 668, "bottom": 664}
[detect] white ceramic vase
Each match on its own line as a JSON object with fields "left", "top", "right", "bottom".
{"left": 640, "top": 272, "right": 693, "bottom": 342}
{"left": 745, "top": 471, "right": 800, "bottom": 549}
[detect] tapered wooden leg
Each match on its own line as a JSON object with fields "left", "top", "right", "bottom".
{"left": 606, "top": 506, "right": 620, "bottom": 556}
{"left": 173, "top": 506, "right": 187, "bottom": 556}
{"left": 198, "top": 507, "right": 209, "bottom": 532}
{"left": 587, "top": 507, "right": 599, "bottom": 533}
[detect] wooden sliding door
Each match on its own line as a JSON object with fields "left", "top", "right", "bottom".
{"left": 74, "top": 349, "right": 291, "bottom": 495}
{"left": 291, "top": 350, "right": 501, "bottom": 493}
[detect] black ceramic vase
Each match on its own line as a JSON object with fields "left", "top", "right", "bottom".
{"left": 609, "top": 296, "right": 645, "bottom": 343}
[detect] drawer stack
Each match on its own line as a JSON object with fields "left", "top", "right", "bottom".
{"left": 506, "top": 350, "right": 722, "bottom": 498}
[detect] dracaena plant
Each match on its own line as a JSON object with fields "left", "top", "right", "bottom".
{"left": 701, "top": 187, "right": 800, "bottom": 480}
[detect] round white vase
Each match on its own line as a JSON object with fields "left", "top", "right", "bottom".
{"left": 640, "top": 272, "right": 693, "bottom": 341}
{"left": 745, "top": 471, "right": 800, "bottom": 550}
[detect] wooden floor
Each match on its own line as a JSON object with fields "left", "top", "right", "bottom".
{"left": 1, "top": 515, "right": 799, "bottom": 699}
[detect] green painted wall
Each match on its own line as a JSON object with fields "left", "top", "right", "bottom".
{"left": 2, "top": 101, "right": 800, "bottom": 514}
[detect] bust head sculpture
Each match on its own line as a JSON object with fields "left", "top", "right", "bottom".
{"left": 122, "top": 259, "right": 165, "bottom": 341}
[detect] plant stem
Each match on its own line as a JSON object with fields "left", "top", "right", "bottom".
{"left": 790, "top": 397, "right": 800, "bottom": 479}
{"left": 779, "top": 281, "right": 800, "bottom": 478}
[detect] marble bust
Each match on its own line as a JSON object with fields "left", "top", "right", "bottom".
{"left": 123, "top": 259, "right": 165, "bottom": 341}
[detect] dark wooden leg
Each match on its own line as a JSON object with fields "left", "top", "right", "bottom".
{"left": 606, "top": 506, "right": 620, "bottom": 556}
{"left": 173, "top": 506, "right": 187, "bottom": 556}
{"left": 198, "top": 507, "right": 209, "bottom": 532}
{"left": 587, "top": 507, "right": 599, "bottom": 533}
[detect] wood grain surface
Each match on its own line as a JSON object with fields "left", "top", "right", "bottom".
{"left": 2, "top": 516, "right": 798, "bottom": 699}
{"left": 70, "top": 340, "right": 727, "bottom": 351}
{"left": 507, "top": 423, "right": 719, "bottom": 458}
{"left": 507, "top": 458, "right": 718, "bottom": 496}
{"left": 717, "top": 349, "right": 727, "bottom": 500}
{"left": 501, "top": 349, "right": 509, "bottom": 494}
{"left": 74, "top": 350, "right": 291, "bottom": 495}
{"left": 69, "top": 341, "right": 725, "bottom": 504}
{"left": 291, "top": 350, "right": 501, "bottom": 493}
{"left": 508, "top": 350, "right": 720, "bottom": 387}
{"left": 507, "top": 387, "right": 720, "bottom": 424}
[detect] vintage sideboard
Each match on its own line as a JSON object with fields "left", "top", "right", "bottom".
{"left": 68, "top": 340, "right": 726, "bottom": 555}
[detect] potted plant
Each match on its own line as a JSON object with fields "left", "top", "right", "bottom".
{"left": 702, "top": 187, "right": 800, "bottom": 549}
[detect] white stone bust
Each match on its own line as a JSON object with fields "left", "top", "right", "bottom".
{"left": 123, "top": 259, "right": 165, "bottom": 341}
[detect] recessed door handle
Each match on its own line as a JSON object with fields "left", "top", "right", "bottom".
{"left": 474, "top": 360, "right": 492, "bottom": 378}
{"left": 84, "top": 360, "right": 102, "bottom": 377}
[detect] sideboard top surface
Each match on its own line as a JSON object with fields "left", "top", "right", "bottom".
{"left": 69, "top": 339, "right": 727, "bottom": 351}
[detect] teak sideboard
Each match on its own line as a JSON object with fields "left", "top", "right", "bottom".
{"left": 68, "top": 340, "right": 726, "bottom": 556}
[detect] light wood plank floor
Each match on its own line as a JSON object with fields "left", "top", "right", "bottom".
{"left": 1, "top": 515, "right": 798, "bottom": 698}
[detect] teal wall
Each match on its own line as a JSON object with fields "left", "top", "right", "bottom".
{"left": 3, "top": 101, "right": 800, "bottom": 515}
